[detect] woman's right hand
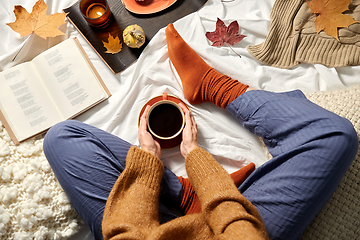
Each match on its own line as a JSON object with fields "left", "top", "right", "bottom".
{"left": 179, "top": 103, "right": 199, "bottom": 158}
{"left": 138, "top": 105, "right": 161, "bottom": 159}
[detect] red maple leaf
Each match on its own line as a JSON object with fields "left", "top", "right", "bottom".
{"left": 206, "top": 18, "right": 246, "bottom": 46}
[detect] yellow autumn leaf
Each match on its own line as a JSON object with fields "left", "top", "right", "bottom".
{"left": 306, "top": 0, "right": 358, "bottom": 40}
{"left": 103, "top": 34, "right": 123, "bottom": 54}
{"left": 7, "top": 0, "right": 67, "bottom": 39}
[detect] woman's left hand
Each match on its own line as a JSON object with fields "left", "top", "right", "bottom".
{"left": 138, "top": 105, "right": 161, "bottom": 159}
{"left": 179, "top": 103, "right": 198, "bottom": 158}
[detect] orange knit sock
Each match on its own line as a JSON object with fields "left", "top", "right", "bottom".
{"left": 177, "top": 176, "right": 199, "bottom": 215}
{"left": 177, "top": 163, "right": 255, "bottom": 215}
{"left": 165, "top": 23, "right": 249, "bottom": 108}
{"left": 230, "top": 162, "right": 255, "bottom": 187}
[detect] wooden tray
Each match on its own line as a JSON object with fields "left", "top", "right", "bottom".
{"left": 63, "top": 0, "right": 208, "bottom": 74}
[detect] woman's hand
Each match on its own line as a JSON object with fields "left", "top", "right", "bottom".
{"left": 138, "top": 105, "right": 161, "bottom": 159}
{"left": 179, "top": 103, "right": 199, "bottom": 158}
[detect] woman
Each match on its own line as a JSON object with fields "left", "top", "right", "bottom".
{"left": 43, "top": 24, "right": 358, "bottom": 240}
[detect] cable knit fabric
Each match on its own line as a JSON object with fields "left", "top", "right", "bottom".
{"left": 101, "top": 146, "right": 269, "bottom": 240}
{"left": 247, "top": 0, "right": 360, "bottom": 68}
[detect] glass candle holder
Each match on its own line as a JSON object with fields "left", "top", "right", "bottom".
{"left": 80, "top": 0, "right": 111, "bottom": 28}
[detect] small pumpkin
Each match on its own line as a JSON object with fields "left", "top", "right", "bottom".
{"left": 123, "top": 24, "right": 145, "bottom": 48}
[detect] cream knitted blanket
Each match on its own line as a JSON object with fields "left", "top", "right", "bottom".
{"left": 0, "top": 85, "right": 359, "bottom": 239}
{"left": 0, "top": 131, "right": 81, "bottom": 239}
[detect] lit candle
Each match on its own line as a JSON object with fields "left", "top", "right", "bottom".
{"left": 86, "top": 3, "right": 106, "bottom": 18}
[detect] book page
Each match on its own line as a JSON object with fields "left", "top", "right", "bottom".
{"left": 32, "top": 38, "right": 108, "bottom": 119}
{"left": 0, "top": 63, "right": 63, "bottom": 142}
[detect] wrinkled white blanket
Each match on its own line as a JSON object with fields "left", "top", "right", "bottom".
{"left": 1, "top": 0, "right": 360, "bottom": 239}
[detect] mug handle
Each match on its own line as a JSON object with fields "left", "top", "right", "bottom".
{"left": 162, "top": 92, "right": 168, "bottom": 100}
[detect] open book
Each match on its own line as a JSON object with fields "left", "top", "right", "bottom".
{"left": 0, "top": 38, "right": 111, "bottom": 145}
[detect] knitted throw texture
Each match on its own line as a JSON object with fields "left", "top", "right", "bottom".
{"left": 247, "top": 0, "right": 360, "bottom": 68}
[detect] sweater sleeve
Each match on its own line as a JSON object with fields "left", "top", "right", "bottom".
{"left": 102, "top": 146, "right": 164, "bottom": 240}
{"left": 185, "top": 148, "right": 270, "bottom": 240}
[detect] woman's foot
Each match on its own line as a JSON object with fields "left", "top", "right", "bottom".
{"left": 165, "top": 23, "right": 249, "bottom": 108}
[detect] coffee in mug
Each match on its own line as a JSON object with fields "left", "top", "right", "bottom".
{"left": 147, "top": 100, "right": 185, "bottom": 140}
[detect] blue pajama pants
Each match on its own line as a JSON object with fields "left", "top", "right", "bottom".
{"left": 43, "top": 90, "right": 358, "bottom": 240}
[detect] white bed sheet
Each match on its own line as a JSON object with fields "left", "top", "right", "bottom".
{"left": 2, "top": 0, "right": 360, "bottom": 239}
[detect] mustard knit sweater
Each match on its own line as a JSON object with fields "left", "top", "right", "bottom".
{"left": 102, "top": 146, "right": 269, "bottom": 240}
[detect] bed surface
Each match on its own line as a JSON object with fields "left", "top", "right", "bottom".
{"left": 1, "top": 0, "right": 359, "bottom": 239}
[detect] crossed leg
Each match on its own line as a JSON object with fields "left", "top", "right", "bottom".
{"left": 43, "top": 121, "right": 182, "bottom": 240}
{"left": 165, "top": 23, "right": 359, "bottom": 239}
{"left": 228, "top": 90, "right": 358, "bottom": 239}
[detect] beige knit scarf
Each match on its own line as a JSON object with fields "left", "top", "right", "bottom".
{"left": 247, "top": 0, "right": 360, "bottom": 68}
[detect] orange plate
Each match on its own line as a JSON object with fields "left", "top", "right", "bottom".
{"left": 122, "top": 0, "right": 177, "bottom": 15}
{"left": 139, "top": 94, "right": 188, "bottom": 149}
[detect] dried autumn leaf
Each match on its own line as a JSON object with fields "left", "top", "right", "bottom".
{"left": 205, "top": 18, "right": 246, "bottom": 47}
{"left": 103, "top": 34, "right": 123, "bottom": 54}
{"left": 7, "top": 0, "right": 67, "bottom": 39}
{"left": 306, "top": 0, "right": 358, "bottom": 40}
